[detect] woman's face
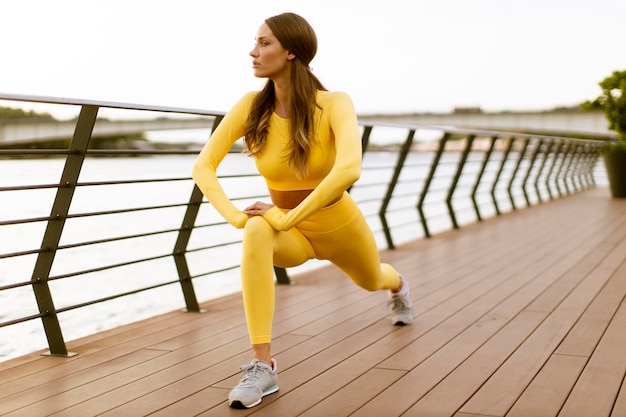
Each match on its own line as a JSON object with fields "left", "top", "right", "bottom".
{"left": 250, "top": 23, "right": 294, "bottom": 80}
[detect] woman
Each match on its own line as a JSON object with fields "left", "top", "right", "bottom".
{"left": 192, "top": 12, "right": 413, "bottom": 409}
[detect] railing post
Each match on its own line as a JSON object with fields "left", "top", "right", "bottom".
{"left": 534, "top": 141, "right": 553, "bottom": 203}
{"left": 576, "top": 144, "right": 593, "bottom": 189}
{"left": 491, "top": 137, "right": 515, "bottom": 215}
{"left": 583, "top": 144, "right": 595, "bottom": 188}
{"left": 553, "top": 142, "right": 571, "bottom": 198}
{"left": 173, "top": 184, "right": 204, "bottom": 312}
{"left": 567, "top": 144, "right": 584, "bottom": 192}
{"left": 521, "top": 139, "right": 542, "bottom": 207}
{"left": 584, "top": 143, "right": 601, "bottom": 187}
{"left": 581, "top": 143, "right": 596, "bottom": 188}
{"left": 30, "top": 104, "right": 99, "bottom": 357}
{"left": 563, "top": 143, "right": 579, "bottom": 194}
{"left": 588, "top": 144, "right": 602, "bottom": 187}
{"left": 379, "top": 129, "right": 415, "bottom": 249}
{"left": 417, "top": 133, "right": 449, "bottom": 238}
{"left": 545, "top": 141, "right": 563, "bottom": 200}
{"left": 360, "top": 125, "right": 373, "bottom": 154}
{"left": 273, "top": 266, "right": 291, "bottom": 285}
{"left": 446, "top": 135, "right": 475, "bottom": 229}
{"left": 173, "top": 116, "right": 224, "bottom": 308}
{"left": 347, "top": 125, "right": 373, "bottom": 194}
{"left": 507, "top": 138, "right": 530, "bottom": 211}
{"left": 470, "top": 136, "right": 497, "bottom": 222}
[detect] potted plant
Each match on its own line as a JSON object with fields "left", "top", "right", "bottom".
{"left": 582, "top": 69, "right": 626, "bottom": 198}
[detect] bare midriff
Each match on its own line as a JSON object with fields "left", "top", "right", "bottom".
{"left": 269, "top": 188, "right": 342, "bottom": 210}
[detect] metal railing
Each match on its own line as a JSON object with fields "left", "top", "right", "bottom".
{"left": 0, "top": 93, "right": 606, "bottom": 359}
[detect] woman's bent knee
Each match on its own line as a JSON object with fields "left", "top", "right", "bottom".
{"left": 244, "top": 216, "right": 275, "bottom": 239}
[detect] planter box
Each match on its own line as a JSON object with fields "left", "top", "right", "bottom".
{"left": 602, "top": 151, "right": 626, "bottom": 198}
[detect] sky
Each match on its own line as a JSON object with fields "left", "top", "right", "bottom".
{"left": 2, "top": 0, "right": 625, "bottom": 118}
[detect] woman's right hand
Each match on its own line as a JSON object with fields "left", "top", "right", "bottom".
{"left": 243, "top": 201, "right": 275, "bottom": 217}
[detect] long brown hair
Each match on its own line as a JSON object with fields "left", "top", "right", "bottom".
{"left": 244, "top": 12, "right": 326, "bottom": 179}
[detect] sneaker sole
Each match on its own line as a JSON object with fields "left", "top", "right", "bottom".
{"left": 229, "top": 385, "right": 279, "bottom": 409}
{"left": 392, "top": 316, "right": 414, "bottom": 325}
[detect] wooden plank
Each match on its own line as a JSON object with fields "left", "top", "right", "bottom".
{"left": 454, "top": 414, "right": 491, "bottom": 417}
{"left": 504, "top": 257, "right": 626, "bottom": 417}
{"left": 198, "top": 320, "right": 398, "bottom": 417}
{"left": 556, "top": 264, "right": 626, "bottom": 357}
{"left": 4, "top": 266, "right": 356, "bottom": 406}
{"left": 505, "top": 354, "right": 588, "bottom": 417}
{"left": 557, "top": 264, "right": 626, "bottom": 417}
{"left": 34, "top": 268, "right": 364, "bottom": 415}
{"left": 297, "top": 368, "right": 406, "bottom": 417}
{"left": 141, "top": 387, "right": 230, "bottom": 417}
{"left": 378, "top": 219, "right": 602, "bottom": 372}
{"left": 600, "top": 232, "right": 626, "bottom": 267}
{"left": 0, "top": 258, "right": 339, "bottom": 381}
{"left": 257, "top": 235, "right": 561, "bottom": 416}
{"left": 96, "top": 335, "right": 310, "bottom": 417}
{"left": 18, "top": 332, "right": 303, "bottom": 417}
{"left": 54, "top": 272, "right": 370, "bottom": 413}
{"left": 0, "top": 296, "right": 245, "bottom": 389}
{"left": 351, "top": 311, "right": 546, "bottom": 417}
{"left": 382, "top": 198, "right": 620, "bottom": 372}
{"left": 457, "top": 256, "right": 618, "bottom": 416}
{"left": 358, "top": 207, "right": 620, "bottom": 416}
{"left": 0, "top": 308, "right": 247, "bottom": 400}
{"left": 29, "top": 264, "right": 402, "bottom": 416}
{"left": 612, "top": 379, "right": 626, "bottom": 417}
{"left": 0, "top": 348, "right": 167, "bottom": 416}
{"left": 233, "top": 327, "right": 411, "bottom": 417}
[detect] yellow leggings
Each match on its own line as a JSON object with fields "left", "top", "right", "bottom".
{"left": 241, "top": 192, "right": 401, "bottom": 344}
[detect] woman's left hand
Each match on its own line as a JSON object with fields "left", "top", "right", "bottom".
{"left": 243, "top": 201, "right": 275, "bottom": 217}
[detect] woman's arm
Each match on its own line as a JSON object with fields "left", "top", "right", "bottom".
{"left": 192, "top": 93, "right": 256, "bottom": 229}
{"left": 262, "top": 92, "right": 362, "bottom": 231}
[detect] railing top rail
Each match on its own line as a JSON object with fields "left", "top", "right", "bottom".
{"left": 0, "top": 92, "right": 226, "bottom": 118}
{"left": 358, "top": 120, "right": 604, "bottom": 144}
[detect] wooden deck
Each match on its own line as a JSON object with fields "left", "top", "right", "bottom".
{"left": 1, "top": 188, "right": 626, "bottom": 417}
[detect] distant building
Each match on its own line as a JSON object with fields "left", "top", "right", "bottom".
{"left": 453, "top": 107, "right": 482, "bottom": 114}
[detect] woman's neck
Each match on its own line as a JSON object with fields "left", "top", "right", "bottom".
{"left": 273, "top": 81, "right": 291, "bottom": 119}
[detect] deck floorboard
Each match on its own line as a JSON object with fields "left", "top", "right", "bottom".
{"left": 1, "top": 188, "right": 625, "bottom": 417}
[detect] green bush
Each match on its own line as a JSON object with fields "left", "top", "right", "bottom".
{"left": 0, "top": 106, "right": 54, "bottom": 120}
{"left": 583, "top": 70, "right": 626, "bottom": 141}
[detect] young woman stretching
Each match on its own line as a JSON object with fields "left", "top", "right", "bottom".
{"left": 192, "top": 12, "right": 413, "bottom": 409}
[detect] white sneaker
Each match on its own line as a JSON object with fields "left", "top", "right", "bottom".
{"left": 388, "top": 276, "right": 414, "bottom": 325}
{"left": 228, "top": 359, "right": 279, "bottom": 409}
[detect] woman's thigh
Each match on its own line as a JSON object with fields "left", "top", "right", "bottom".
{"left": 300, "top": 197, "right": 385, "bottom": 289}
{"left": 272, "top": 226, "right": 316, "bottom": 268}
{"left": 307, "top": 211, "right": 382, "bottom": 281}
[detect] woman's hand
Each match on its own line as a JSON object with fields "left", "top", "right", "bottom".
{"left": 243, "top": 201, "right": 275, "bottom": 217}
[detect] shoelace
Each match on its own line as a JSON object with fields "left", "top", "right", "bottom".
{"left": 388, "top": 295, "right": 410, "bottom": 311}
{"left": 239, "top": 361, "right": 265, "bottom": 385}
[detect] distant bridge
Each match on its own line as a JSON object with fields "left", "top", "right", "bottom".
{"left": 0, "top": 109, "right": 615, "bottom": 146}
{"left": 359, "top": 110, "right": 614, "bottom": 139}
{"left": 0, "top": 117, "right": 217, "bottom": 145}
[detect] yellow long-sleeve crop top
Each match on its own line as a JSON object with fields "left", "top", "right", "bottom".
{"left": 192, "top": 90, "right": 362, "bottom": 231}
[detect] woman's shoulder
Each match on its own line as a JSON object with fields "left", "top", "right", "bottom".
{"left": 238, "top": 91, "right": 260, "bottom": 105}
{"left": 226, "top": 91, "right": 259, "bottom": 115}
{"left": 317, "top": 90, "right": 354, "bottom": 108}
